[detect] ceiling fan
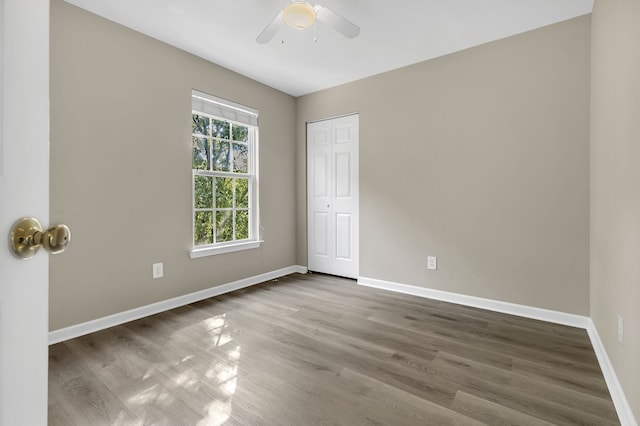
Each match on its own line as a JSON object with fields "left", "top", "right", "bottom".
{"left": 256, "top": 1, "right": 360, "bottom": 44}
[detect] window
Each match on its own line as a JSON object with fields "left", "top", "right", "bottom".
{"left": 190, "top": 90, "right": 260, "bottom": 258}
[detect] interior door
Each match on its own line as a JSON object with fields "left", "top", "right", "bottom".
{"left": 0, "top": 0, "right": 50, "bottom": 424}
{"left": 307, "top": 114, "right": 359, "bottom": 279}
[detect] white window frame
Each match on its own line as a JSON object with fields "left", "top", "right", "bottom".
{"left": 190, "top": 90, "right": 261, "bottom": 258}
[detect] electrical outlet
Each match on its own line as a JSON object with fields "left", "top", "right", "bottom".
{"left": 152, "top": 262, "right": 163, "bottom": 279}
{"left": 618, "top": 314, "right": 624, "bottom": 344}
{"left": 427, "top": 256, "right": 437, "bottom": 270}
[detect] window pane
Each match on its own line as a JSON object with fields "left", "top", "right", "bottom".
{"left": 232, "top": 124, "right": 248, "bottom": 142}
{"left": 236, "top": 210, "right": 249, "bottom": 240}
{"left": 216, "top": 177, "right": 233, "bottom": 208}
{"left": 194, "top": 175, "right": 213, "bottom": 208}
{"left": 192, "top": 95, "right": 258, "bottom": 249}
{"left": 194, "top": 211, "right": 213, "bottom": 245}
{"left": 192, "top": 137, "right": 209, "bottom": 170}
{"left": 235, "top": 178, "right": 249, "bottom": 208}
{"left": 212, "top": 120, "right": 230, "bottom": 139}
{"left": 216, "top": 211, "right": 233, "bottom": 242}
{"left": 212, "top": 140, "right": 230, "bottom": 171}
{"left": 233, "top": 143, "right": 248, "bottom": 173}
{"left": 192, "top": 114, "right": 209, "bottom": 135}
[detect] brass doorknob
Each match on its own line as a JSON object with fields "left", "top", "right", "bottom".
{"left": 9, "top": 217, "right": 71, "bottom": 260}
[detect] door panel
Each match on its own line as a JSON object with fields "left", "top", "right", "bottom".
{"left": 312, "top": 127, "right": 330, "bottom": 146}
{"left": 313, "top": 212, "right": 329, "bottom": 256}
{"left": 307, "top": 114, "right": 359, "bottom": 278}
{"left": 0, "top": 0, "right": 50, "bottom": 424}
{"left": 335, "top": 124, "right": 352, "bottom": 144}
{"left": 335, "top": 152, "right": 352, "bottom": 198}
{"left": 335, "top": 213, "right": 352, "bottom": 260}
{"left": 313, "top": 154, "right": 329, "bottom": 197}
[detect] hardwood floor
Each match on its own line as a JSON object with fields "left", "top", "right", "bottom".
{"left": 48, "top": 273, "right": 620, "bottom": 425}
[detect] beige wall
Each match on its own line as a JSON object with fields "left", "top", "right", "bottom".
{"left": 50, "top": 1, "right": 592, "bottom": 327}
{"left": 49, "top": 0, "right": 297, "bottom": 330}
{"left": 591, "top": 0, "right": 640, "bottom": 419}
{"left": 296, "top": 16, "right": 591, "bottom": 315}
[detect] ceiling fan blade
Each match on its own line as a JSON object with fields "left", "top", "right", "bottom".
{"left": 256, "top": 11, "right": 283, "bottom": 44}
{"left": 315, "top": 6, "right": 360, "bottom": 38}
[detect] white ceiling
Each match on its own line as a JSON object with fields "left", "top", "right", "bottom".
{"left": 64, "top": 0, "right": 594, "bottom": 97}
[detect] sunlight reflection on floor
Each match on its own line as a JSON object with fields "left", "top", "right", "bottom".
{"left": 92, "top": 312, "right": 242, "bottom": 424}
{"left": 197, "top": 314, "right": 239, "bottom": 426}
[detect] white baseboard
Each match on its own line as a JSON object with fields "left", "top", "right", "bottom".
{"left": 48, "top": 265, "right": 308, "bottom": 345}
{"left": 587, "top": 319, "right": 638, "bottom": 426}
{"left": 357, "top": 276, "right": 637, "bottom": 425}
{"left": 357, "top": 276, "right": 590, "bottom": 328}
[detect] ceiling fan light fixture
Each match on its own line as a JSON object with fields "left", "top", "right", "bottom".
{"left": 282, "top": 3, "right": 316, "bottom": 30}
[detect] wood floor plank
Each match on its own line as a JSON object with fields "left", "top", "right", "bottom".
{"left": 301, "top": 307, "right": 515, "bottom": 370}
{"left": 512, "top": 356, "right": 612, "bottom": 399}
{"left": 110, "top": 372, "right": 204, "bottom": 425}
{"left": 337, "top": 368, "right": 488, "bottom": 426}
{"left": 63, "top": 328, "right": 164, "bottom": 392}
{"left": 49, "top": 343, "right": 141, "bottom": 425}
{"left": 510, "top": 372, "right": 619, "bottom": 421}
{"left": 48, "top": 402, "right": 78, "bottom": 426}
{"left": 366, "top": 309, "right": 602, "bottom": 378}
{"left": 451, "top": 391, "right": 557, "bottom": 426}
{"left": 49, "top": 273, "right": 620, "bottom": 425}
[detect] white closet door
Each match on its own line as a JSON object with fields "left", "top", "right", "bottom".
{"left": 307, "top": 114, "right": 359, "bottom": 278}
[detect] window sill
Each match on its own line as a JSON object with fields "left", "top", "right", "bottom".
{"left": 189, "top": 240, "right": 262, "bottom": 259}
